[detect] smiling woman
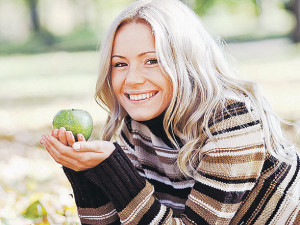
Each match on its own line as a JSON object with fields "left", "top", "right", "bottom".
{"left": 40, "top": 0, "right": 300, "bottom": 224}
{"left": 111, "top": 22, "right": 172, "bottom": 121}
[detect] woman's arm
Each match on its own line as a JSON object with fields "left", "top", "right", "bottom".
{"left": 41, "top": 130, "right": 121, "bottom": 224}
{"left": 63, "top": 167, "right": 121, "bottom": 225}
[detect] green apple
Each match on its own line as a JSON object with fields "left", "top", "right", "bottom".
{"left": 52, "top": 109, "right": 93, "bottom": 141}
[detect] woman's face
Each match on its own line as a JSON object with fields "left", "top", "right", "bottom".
{"left": 111, "top": 22, "right": 173, "bottom": 121}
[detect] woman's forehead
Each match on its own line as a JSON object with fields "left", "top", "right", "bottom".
{"left": 112, "top": 22, "right": 156, "bottom": 56}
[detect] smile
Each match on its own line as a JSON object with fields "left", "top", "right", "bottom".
{"left": 127, "top": 91, "right": 158, "bottom": 101}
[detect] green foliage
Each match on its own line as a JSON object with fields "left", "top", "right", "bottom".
{"left": 192, "top": 0, "right": 216, "bottom": 16}
{"left": 190, "top": 0, "right": 260, "bottom": 16}
{"left": 0, "top": 27, "right": 98, "bottom": 55}
{"left": 23, "top": 200, "right": 47, "bottom": 219}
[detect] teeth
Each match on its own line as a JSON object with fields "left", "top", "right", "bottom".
{"left": 129, "top": 92, "right": 155, "bottom": 101}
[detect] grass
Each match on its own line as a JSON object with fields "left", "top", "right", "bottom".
{"left": 0, "top": 38, "right": 299, "bottom": 224}
{"left": 0, "top": 28, "right": 100, "bottom": 56}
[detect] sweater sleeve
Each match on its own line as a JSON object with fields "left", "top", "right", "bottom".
{"left": 183, "top": 101, "right": 266, "bottom": 224}
{"left": 63, "top": 167, "right": 121, "bottom": 225}
{"left": 82, "top": 100, "right": 266, "bottom": 225}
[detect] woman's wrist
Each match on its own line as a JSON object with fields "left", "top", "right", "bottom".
{"left": 84, "top": 142, "right": 146, "bottom": 212}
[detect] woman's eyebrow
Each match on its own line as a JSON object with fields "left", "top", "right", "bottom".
{"left": 138, "top": 51, "right": 156, "bottom": 57}
{"left": 112, "top": 51, "right": 156, "bottom": 59}
{"left": 111, "top": 55, "right": 126, "bottom": 59}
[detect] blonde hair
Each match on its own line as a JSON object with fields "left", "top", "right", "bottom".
{"left": 95, "top": 0, "right": 296, "bottom": 176}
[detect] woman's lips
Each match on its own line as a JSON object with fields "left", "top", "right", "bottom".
{"left": 126, "top": 91, "right": 158, "bottom": 101}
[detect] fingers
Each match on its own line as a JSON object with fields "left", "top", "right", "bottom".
{"left": 42, "top": 134, "right": 70, "bottom": 157}
{"left": 41, "top": 134, "right": 79, "bottom": 168}
{"left": 41, "top": 135, "right": 116, "bottom": 171}
{"left": 43, "top": 139, "right": 72, "bottom": 167}
{"left": 58, "top": 127, "right": 68, "bottom": 145}
{"left": 52, "top": 127, "right": 76, "bottom": 147}
{"left": 72, "top": 141, "right": 115, "bottom": 157}
{"left": 72, "top": 140, "right": 98, "bottom": 152}
{"left": 77, "top": 133, "right": 85, "bottom": 142}
{"left": 66, "top": 131, "right": 76, "bottom": 147}
{"left": 52, "top": 129, "right": 59, "bottom": 139}
{"left": 44, "top": 129, "right": 84, "bottom": 148}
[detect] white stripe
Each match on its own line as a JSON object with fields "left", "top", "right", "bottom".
{"left": 133, "top": 133, "right": 152, "bottom": 145}
{"left": 121, "top": 138, "right": 135, "bottom": 153}
{"left": 209, "top": 147, "right": 264, "bottom": 157}
{"left": 121, "top": 188, "right": 154, "bottom": 224}
{"left": 174, "top": 218, "right": 183, "bottom": 224}
{"left": 155, "top": 151, "right": 178, "bottom": 158}
{"left": 159, "top": 199, "right": 185, "bottom": 209}
{"left": 194, "top": 173, "right": 255, "bottom": 192}
{"left": 189, "top": 195, "right": 235, "bottom": 219}
{"left": 202, "top": 127, "right": 263, "bottom": 153}
{"left": 149, "top": 204, "right": 167, "bottom": 225}
{"left": 78, "top": 209, "right": 117, "bottom": 220}
{"left": 144, "top": 170, "right": 194, "bottom": 189}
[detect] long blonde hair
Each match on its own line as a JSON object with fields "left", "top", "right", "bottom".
{"left": 95, "top": 0, "right": 296, "bottom": 176}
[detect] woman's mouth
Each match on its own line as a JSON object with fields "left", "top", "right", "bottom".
{"left": 127, "top": 91, "right": 158, "bottom": 101}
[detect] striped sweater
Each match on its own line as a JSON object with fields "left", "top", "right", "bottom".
{"left": 63, "top": 98, "right": 300, "bottom": 225}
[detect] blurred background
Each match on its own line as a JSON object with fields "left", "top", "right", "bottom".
{"left": 0, "top": 0, "right": 299, "bottom": 224}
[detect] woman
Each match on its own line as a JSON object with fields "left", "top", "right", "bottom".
{"left": 40, "top": 0, "right": 300, "bottom": 224}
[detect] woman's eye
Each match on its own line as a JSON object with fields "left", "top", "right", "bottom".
{"left": 113, "top": 62, "right": 127, "bottom": 67}
{"left": 145, "top": 59, "right": 158, "bottom": 65}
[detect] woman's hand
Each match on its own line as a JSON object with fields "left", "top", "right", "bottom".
{"left": 40, "top": 128, "right": 115, "bottom": 171}
{"left": 51, "top": 127, "right": 77, "bottom": 147}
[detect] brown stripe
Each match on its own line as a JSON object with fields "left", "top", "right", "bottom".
{"left": 78, "top": 202, "right": 119, "bottom": 225}
{"left": 252, "top": 189, "right": 283, "bottom": 224}
{"left": 206, "top": 143, "right": 264, "bottom": 154}
{"left": 199, "top": 160, "right": 264, "bottom": 179}
{"left": 214, "top": 125, "right": 261, "bottom": 141}
{"left": 181, "top": 214, "right": 198, "bottom": 225}
{"left": 121, "top": 122, "right": 136, "bottom": 143}
{"left": 230, "top": 162, "right": 287, "bottom": 224}
{"left": 137, "top": 138, "right": 179, "bottom": 166}
{"left": 120, "top": 181, "right": 155, "bottom": 224}
{"left": 163, "top": 209, "right": 175, "bottom": 225}
{"left": 202, "top": 149, "right": 265, "bottom": 164}
{"left": 247, "top": 164, "right": 289, "bottom": 224}
{"left": 190, "top": 188, "right": 240, "bottom": 213}
{"left": 132, "top": 128, "right": 152, "bottom": 142}
{"left": 210, "top": 110, "right": 259, "bottom": 132}
{"left": 186, "top": 197, "right": 231, "bottom": 225}
{"left": 155, "top": 192, "right": 187, "bottom": 206}
{"left": 292, "top": 209, "right": 300, "bottom": 225}
{"left": 172, "top": 217, "right": 184, "bottom": 225}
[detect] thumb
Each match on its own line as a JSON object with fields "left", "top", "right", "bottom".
{"left": 72, "top": 140, "right": 102, "bottom": 152}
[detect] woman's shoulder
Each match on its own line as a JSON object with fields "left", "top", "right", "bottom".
{"left": 208, "top": 91, "right": 262, "bottom": 136}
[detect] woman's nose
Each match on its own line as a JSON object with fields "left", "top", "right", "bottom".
{"left": 125, "top": 65, "right": 146, "bottom": 86}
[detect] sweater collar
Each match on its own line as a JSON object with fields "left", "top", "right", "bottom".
{"left": 138, "top": 112, "right": 182, "bottom": 148}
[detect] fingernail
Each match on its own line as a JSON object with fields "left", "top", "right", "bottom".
{"left": 73, "top": 143, "right": 80, "bottom": 151}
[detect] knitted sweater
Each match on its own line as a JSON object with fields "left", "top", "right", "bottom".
{"left": 63, "top": 98, "right": 300, "bottom": 225}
